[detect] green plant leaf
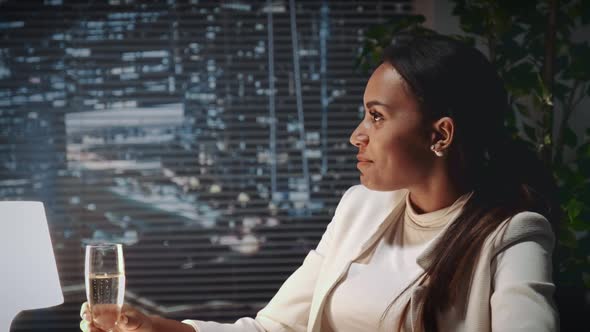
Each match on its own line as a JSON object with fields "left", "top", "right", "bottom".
{"left": 544, "top": 133, "right": 552, "bottom": 146}
{"left": 450, "top": 0, "right": 467, "bottom": 17}
{"left": 563, "top": 127, "right": 579, "bottom": 147}
{"left": 553, "top": 81, "right": 571, "bottom": 100}
{"left": 499, "top": 37, "right": 528, "bottom": 63}
{"left": 505, "top": 64, "right": 538, "bottom": 97}
{"left": 456, "top": 3, "right": 488, "bottom": 35}
{"left": 568, "top": 218, "right": 588, "bottom": 232}
{"left": 578, "top": 0, "right": 590, "bottom": 24}
{"left": 565, "top": 198, "right": 583, "bottom": 221}
{"left": 513, "top": 102, "right": 530, "bottom": 117}
{"left": 579, "top": 236, "right": 590, "bottom": 260}
{"left": 499, "top": 0, "right": 540, "bottom": 17}
{"left": 366, "top": 25, "right": 387, "bottom": 40}
{"left": 564, "top": 42, "right": 590, "bottom": 80}
{"left": 522, "top": 122, "right": 538, "bottom": 142}
{"left": 559, "top": 225, "right": 578, "bottom": 248}
{"left": 371, "top": 45, "right": 382, "bottom": 65}
{"left": 578, "top": 141, "right": 590, "bottom": 158}
{"left": 534, "top": 72, "right": 553, "bottom": 107}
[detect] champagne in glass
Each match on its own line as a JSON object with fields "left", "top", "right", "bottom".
{"left": 85, "top": 243, "right": 126, "bottom": 332}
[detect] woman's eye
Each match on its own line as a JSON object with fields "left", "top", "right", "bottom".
{"left": 368, "top": 111, "right": 384, "bottom": 123}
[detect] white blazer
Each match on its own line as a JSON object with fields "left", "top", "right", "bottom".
{"left": 183, "top": 185, "right": 558, "bottom": 331}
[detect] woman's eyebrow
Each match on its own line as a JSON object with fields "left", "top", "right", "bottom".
{"left": 365, "top": 100, "right": 392, "bottom": 110}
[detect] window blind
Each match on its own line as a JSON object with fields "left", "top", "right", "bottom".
{"left": 0, "top": 1, "right": 413, "bottom": 331}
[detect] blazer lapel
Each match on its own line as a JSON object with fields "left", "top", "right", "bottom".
{"left": 307, "top": 190, "right": 407, "bottom": 332}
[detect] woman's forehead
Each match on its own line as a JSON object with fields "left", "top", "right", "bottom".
{"left": 363, "top": 63, "right": 413, "bottom": 107}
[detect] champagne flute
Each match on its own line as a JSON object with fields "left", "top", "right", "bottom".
{"left": 85, "top": 243, "right": 126, "bottom": 332}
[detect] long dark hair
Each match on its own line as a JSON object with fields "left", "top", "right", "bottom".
{"left": 380, "top": 34, "right": 558, "bottom": 332}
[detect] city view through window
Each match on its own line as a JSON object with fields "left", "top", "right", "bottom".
{"left": 0, "top": 1, "right": 412, "bottom": 330}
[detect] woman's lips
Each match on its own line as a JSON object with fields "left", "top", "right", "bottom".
{"left": 356, "top": 155, "right": 372, "bottom": 162}
{"left": 356, "top": 155, "right": 372, "bottom": 168}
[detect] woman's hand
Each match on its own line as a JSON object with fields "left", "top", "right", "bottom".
{"left": 80, "top": 302, "right": 154, "bottom": 332}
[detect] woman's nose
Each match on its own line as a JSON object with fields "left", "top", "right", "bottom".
{"left": 349, "top": 126, "right": 369, "bottom": 148}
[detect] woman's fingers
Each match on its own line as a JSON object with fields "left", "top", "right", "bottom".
{"left": 80, "top": 302, "right": 151, "bottom": 332}
{"left": 80, "top": 302, "right": 98, "bottom": 331}
{"left": 80, "top": 302, "right": 91, "bottom": 321}
{"left": 79, "top": 320, "right": 105, "bottom": 332}
{"left": 117, "top": 305, "right": 146, "bottom": 331}
{"left": 80, "top": 302, "right": 106, "bottom": 332}
{"left": 80, "top": 319, "right": 90, "bottom": 332}
{"left": 89, "top": 326, "right": 106, "bottom": 332}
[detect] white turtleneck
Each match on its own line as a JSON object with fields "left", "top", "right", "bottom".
{"left": 322, "top": 191, "right": 473, "bottom": 332}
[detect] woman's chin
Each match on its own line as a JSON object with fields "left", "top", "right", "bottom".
{"left": 360, "top": 175, "right": 402, "bottom": 192}
{"left": 359, "top": 175, "right": 379, "bottom": 190}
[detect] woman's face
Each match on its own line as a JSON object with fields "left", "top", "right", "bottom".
{"left": 350, "top": 62, "right": 434, "bottom": 191}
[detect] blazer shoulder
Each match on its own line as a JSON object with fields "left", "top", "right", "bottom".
{"left": 491, "top": 211, "right": 555, "bottom": 256}
{"left": 330, "top": 185, "right": 406, "bottom": 235}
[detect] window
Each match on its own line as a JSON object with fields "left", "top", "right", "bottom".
{"left": 0, "top": 1, "right": 413, "bottom": 330}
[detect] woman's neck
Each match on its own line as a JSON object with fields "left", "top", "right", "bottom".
{"left": 407, "top": 173, "right": 471, "bottom": 214}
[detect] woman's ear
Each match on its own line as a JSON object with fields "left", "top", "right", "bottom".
{"left": 430, "top": 117, "right": 455, "bottom": 150}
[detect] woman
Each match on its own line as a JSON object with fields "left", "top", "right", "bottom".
{"left": 81, "top": 34, "right": 559, "bottom": 332}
